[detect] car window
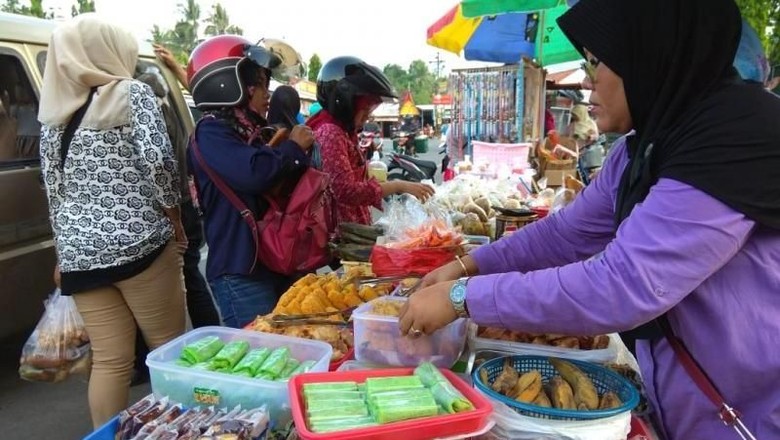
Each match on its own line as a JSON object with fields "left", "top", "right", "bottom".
{"left": 36, "top": 50, "right": 46, "bottom": 76}
{"left": 0, "top": 52, "right": 41, "bottom": 169}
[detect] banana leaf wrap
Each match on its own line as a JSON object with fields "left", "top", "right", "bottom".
{"left": 277, "top": 358, "right": 301, "bottom": 380}
{"left": 191, "top": 361, "right": 217, "bottom": 371}
{"left": 180, "top": 336, "right": 224, "bottom": 365}
{"left": 211, "top": 340, "right": 250, "bottom": 370}
{"left": 291, "top": 360, "right": 317, "bottom": 376}
{"left": 370, "top": 396, "right": 438, "bottom": 413}
{"left": 413, "top": 362, "right": 449, "bottom": 387}
{"left": 429, "top": 381, "right": 474, "bottom": 413}
{"left": 365, "top": 376, "right": 423, "bottom": 394}
{"left": 254, "top": 371, "right": 276, "bottom": 380}
{"left": 306, "top": 398, "right": 367, "bottom": 412}
{"left": 307, "top": 405, "right": 369, "bottom": 420}
{"left": 303, "top": 382, "right": 358, "bottom": 393}
{"left": 231, "top": 348, "right": 271, "bottom": 376}
{"left": 305, "top": 391, "right": 364, "bottom": 402}
{"left": 257, "top": 347, "right": 290, "bottom": 378}
{"left": 371, "top": 401, "right": 439, "bottom": 424}
{"left": 309, "top": 416, "right": 376, "bottom": 433}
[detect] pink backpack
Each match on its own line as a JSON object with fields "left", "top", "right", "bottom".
{"left": 191, "top": 124, "right": 334, "bottom": 276}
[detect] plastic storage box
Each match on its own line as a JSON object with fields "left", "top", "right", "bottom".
{"left": 289, "top": 368, "right": 493, "bottom": 440}
{"left": 146, "top": 326, "right": 332, "bottom": 425}
{"left": 468, "top": 324, "right": 619, "bottom": 364}
{"left": 353, "top": 297, "right": 467, "bottom": 368}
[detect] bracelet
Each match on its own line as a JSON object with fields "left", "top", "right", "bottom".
{"left": 455, "top": 255, "right": 470, "bottom": 277}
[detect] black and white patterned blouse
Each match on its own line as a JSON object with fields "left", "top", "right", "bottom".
{"left": 40, "top": 81, "right": 180, "bottom": 272}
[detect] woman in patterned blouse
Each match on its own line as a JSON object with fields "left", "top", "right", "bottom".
{"left": 309, "top": 56, "right": 434, "bottom": 225}
{"left": 38, "top": 15, "right": 186, "bottom": 427}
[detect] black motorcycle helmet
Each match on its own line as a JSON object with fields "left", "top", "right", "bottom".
{"left": 317, "top": 56, "right": 397, "bottom": 130}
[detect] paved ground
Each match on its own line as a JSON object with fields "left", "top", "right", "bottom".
{"left": 0, "top": 138, "right": 443, "bottom": 439}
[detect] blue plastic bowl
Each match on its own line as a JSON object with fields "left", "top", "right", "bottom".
{"left": 472, "top": 355, "right": 639, "bottom": 420}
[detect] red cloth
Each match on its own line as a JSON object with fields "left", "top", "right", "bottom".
{"left": 545, "top": 109, "right": 556, "bottom": 134}
{"left": 309, "top": 111, "right": 382, "bottom": 225}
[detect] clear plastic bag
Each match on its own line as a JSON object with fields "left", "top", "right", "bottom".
{"left": 552, "top": 187, "right": 577, "bottom": 214}
{"left": 486, "top": 399, "right": 631, "bottom": 440}
{"left": 375, "top": 196, "right": 453, "bottom": 244}
{"left": 18, "top": 289, "right": 91, "bottom": 383}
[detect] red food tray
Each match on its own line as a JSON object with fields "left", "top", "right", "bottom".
{"left": 629, "top": 415, "right": 658, "bottom": 440}
{"left": 328, "top": 347, "right": 354, "bottom": 371}
{"left": 289, "top": 368, "right": 493, "bottom": 440}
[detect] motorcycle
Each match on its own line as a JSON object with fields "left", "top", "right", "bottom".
{"left": 358, "top": 130, "right": 382, "bottom": 160}
{"left": 393, "top": 130, "right": 417, "bottom": 156}
{"left": 387, "top": 152, "right": 437, "bottom": 183}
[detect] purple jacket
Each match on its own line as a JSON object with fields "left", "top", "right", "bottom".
{"left": 468, "top": 137, "right": 780, "bottom": 439}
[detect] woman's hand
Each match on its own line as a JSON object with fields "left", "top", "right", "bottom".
{"left": 153, "top": 44, "right": 177, "bottom": 69}
{"left": 289, "top": 125, "right": 314, "bottom": 151}
{"left": 400, "top": 181, "right": 435, "bottom": 202}
{"left": 419, "top": 260, "right": 466, "bottom": 289}
{"left": 399, "top": 281, "right": 458, "bottom": 337}
{"left": 173, "top": 220, "right": 188, "bottom": 255}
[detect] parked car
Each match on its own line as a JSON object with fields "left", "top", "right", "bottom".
{"left": 0, "top": 12, "right": 194, "bottom": 339}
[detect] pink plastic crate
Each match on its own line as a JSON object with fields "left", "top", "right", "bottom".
{"left": 289, "top": 368, "right": 493, "bottom": 440}
{"left": 471, "top": 141, "right": 531, "bottom": 169}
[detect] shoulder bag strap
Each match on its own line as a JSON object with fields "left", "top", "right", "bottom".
{"left": 59, "top": 87, "right": 97, "bottom": 170}
{"left": 189, "top": 118, "right": 261, "bottom": 272}
{"left": 659, "top": 315, "right": 757, "bottom": 440}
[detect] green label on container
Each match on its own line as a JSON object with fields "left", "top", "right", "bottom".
{"left": 193, "top": 387, "right": 220, "bottom": 405}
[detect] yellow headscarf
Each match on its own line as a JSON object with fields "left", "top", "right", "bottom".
{"left": 570, "top": 104, "right": 599, "bottom": 142}
{"left": 38, "top": 14, "right": 138, "bottom": 129}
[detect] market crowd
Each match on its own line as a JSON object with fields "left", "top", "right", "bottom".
{"left": 36, "top": 0, "right": 778, "bottom": 438}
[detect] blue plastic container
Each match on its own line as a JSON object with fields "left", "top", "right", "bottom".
{"left": 82, "top": 416, "right": 118, "bottom": 440}
{"left": 472, "top": 355, "right": 639, "bottom": 421}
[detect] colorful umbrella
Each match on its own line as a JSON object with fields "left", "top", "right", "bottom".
{"left": 427, "top": 1, "right": 581, "bottom": 66}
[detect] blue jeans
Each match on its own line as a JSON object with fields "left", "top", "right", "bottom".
{"left": 209, "top": 271, "right": 294, "bottom": 328}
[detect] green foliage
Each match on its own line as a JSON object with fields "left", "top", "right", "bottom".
{"left": 734, "top": 0, "right": 780, "bottom": 66}
{"left": 308, "top": 53, "right": 322, "bottom": 82}
{"left": 2, "top": 0, "right": 54, "bottom": 18}
{"left": 382, "top": 61, "right": 439, "bottom": 105}
{"left": 70, "top": 0, "right": 95, "bottom": 17}
{"left": 204, "top": 3, "right": 243, "bottom": 37}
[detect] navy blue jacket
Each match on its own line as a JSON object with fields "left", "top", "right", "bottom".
{"left": 188, "top": 118, "right": 309, "bottom": 280}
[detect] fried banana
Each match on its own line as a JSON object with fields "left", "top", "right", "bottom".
{"left": 548, "top": 376, "right": 576, "bottom": 410}
{"left": 511, "top": 370, "right": 543, "bottom": 403}
{"left": 549, "top": 358, "right": 599, "bottom": 410}
{"left": 598, "top": 391, "right": 623, "bottom": 410}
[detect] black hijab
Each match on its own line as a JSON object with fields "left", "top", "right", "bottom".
{"left": 267, "top": 85, "right": 301, "bottom": 130}
{"left": 558, "top": 0, "right": 780, "bottom": 230}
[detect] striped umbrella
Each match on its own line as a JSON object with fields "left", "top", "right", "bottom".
{"left": 426, "top": 0, "right": 581, "bottom": 66}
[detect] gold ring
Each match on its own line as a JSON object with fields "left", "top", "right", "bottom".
{"left": 410, "top": 328, "right": 423, "bottom": 337}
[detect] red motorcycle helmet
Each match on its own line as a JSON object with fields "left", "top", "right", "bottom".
{"left": 187, "top": 35, "right": 282, "bottom": 109}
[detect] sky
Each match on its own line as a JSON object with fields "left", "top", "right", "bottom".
{"left": 40, "top": 0, "right": 492, "bottom": 72}
{"left": 41, "top": 0, "right": 580, "bottom": 74}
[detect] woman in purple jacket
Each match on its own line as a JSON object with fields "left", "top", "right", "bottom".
{"left": 400, "top": 1, "right": 780, "bottom": 438}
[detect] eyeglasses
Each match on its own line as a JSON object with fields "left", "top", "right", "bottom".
{"left": 581, "top": 57, "right": 601, "bottom": 84}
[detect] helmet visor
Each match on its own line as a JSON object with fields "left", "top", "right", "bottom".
{"left": 243, "top": 45, "right": 282, "bottom": 70}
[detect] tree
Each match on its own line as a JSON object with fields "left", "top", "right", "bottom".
{"left": 149, "top": 0, "right": 202, "bottom": 66}
{"left": 204, "top": 3, "right": 242, "bottom": 37}
{"left": 308, "top": 53, "right": 322, "bottom": 82}
{"left": 382, "top": 61, "right": 437, "bottom": 105}
{"left": 734, "top": 0, "right": 780, "bottom": 66}
{"left": 70, "top": 0, "right": 95, "bottom": 17}
{"left": 2, "top": 0, "right": 54, "bottom": 18}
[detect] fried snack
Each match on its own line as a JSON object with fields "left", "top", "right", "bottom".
{"left": 491, "top": 359, "right": 520, "bottom": 395}
{"left": 326, "top": 290, "right": 349, "bottom": 310}
{"left": 512, "top": 370, "right": 543, "bottom": 403}
{"left": 370, "top": 299, "right": 404, "bottom": 317}
{"left": 549, "top": 358, "right": 599, "bottom": 410}
{"left": 599, "top": 391, "right": 623, "bottom": 410}
{"left": 591, "top": 334, "right": 611, "bottom": 350}
{"left": 549, "top": 336, "right": 580, "bottom": 349}
{"left": 358, "top": 285, "right": 379, "bottom": 302}
{"left": 548, "top": 376, "right": 576, "bottom": 410}
{"left": 531, "top": 390, "right": 552, "bottom": 408}
{"left": 342, "top": 292, "right": 364, "bottom": 308}
{"left": 479, "top": 368, "right": 490, "bottom": 386}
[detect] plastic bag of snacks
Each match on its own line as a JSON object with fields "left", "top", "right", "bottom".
{"left": 18, "top": 289, "right": 90, "bottom": 383}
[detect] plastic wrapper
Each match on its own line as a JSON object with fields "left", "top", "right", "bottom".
{"left": 119, "top": 397, "right": 169, "bottom": 440}
{"left": 552, "top": 187, "right": 576, "bottom": 214}
{"left": 210, "top": 340, "right": 250, "bottom": 370}
{"left": 257, "top": 347, "right": 290, "bottom": 379}
{"left": 308, "top": 405, "right": 370, "bottom": 420}
{"left": 375, "top": 196, "right": 453, "bottom": 243}
{"left": 367, "top": 388, "right": 433, "bottom": 404}
{"left": 191, "top": 361, "right": 217, "bottom": 371}
{"left": 305, "top": 389, "right": 364, "bottom": 401}
{"left": 130, "top": 403, "right": 183, "bottom": 439}
{"left": 307, "top": 398, "right": 367, "bottom": 412}
{"left": 232, "top": 348, "right": 271, "bottom": 376}
{"left": 180, "top": 336, "right": 224, "bottom": 365}
{"left": 18, "top": 289, "right": 91, "bottom": 383}
{"left": 117, "top": 395, "right": 158, "bottom": 440}
{"left": 370, "top": 245, "right": 460, "bottom": 277}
